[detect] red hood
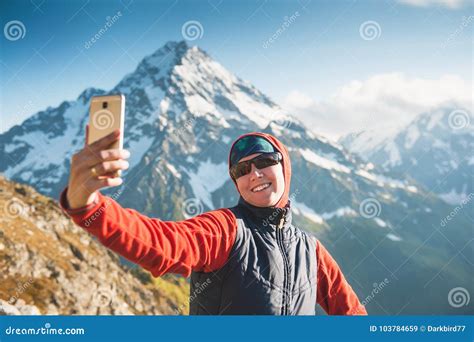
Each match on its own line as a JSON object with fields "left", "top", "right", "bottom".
{"left": 228, "top": 132, "right": 291, "bottom": 209}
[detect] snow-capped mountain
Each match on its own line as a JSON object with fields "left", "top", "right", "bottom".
{"left": 340, "top": 104, "right": 473, "bottom": 205}
{"left": 1, "top": 41, "right": 472, "bottom": 315}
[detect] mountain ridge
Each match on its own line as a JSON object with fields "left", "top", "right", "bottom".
{"left": 339, "top": 102, "right": 473, "bottom": 205}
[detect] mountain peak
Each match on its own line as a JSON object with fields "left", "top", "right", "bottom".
{"left": 114, "top": 41, "right": 192, "bottom": 93}
{"left": 113, "top": 40, "right": 279, "bottom": 129}
{"left": 163, "top": 40, "right": 188, "bottom": 51}
{"left": 141, "top": 40, "right": 190, "bottom": 67}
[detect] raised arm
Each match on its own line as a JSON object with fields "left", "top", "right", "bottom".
{"left": 59, "top": 188, "right": 237, "bottom": 277}
{"left": 316, "top": 240, "right": 368, "bottom": 315}
{"left": 61, "top": 125, "right": 237, "bottom": 277}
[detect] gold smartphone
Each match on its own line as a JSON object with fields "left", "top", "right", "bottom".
{"left": 88, "top": 94, "right": 125, "bottom": 176}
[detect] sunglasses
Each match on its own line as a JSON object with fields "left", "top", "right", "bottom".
{"left": 230, "top": 152, "right": 282, "bottom": 180}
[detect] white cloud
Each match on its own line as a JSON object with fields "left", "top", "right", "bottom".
{"left": 283, "top": 72, "right": 471, "bottom": 140}
{"left": 283, "top": 90, "right": 315, "bottom": 109}
{"left": 396, "top": 0, "right": 468, "bottom": 9}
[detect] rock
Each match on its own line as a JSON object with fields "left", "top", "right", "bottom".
{"left": 15, "top": 299, "right": 41, "bottom": 315}
{"left": 0, "top": 299, "right": 41, "bottom": 315}
{"left": 0, "top": 300, "right": 21, "bottom": 315}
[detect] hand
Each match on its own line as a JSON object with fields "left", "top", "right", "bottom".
{"left": 66, "top": 125, "right": 130, "bottom": 209}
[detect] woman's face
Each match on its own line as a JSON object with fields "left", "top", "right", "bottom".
{"left": 235, "top": 153, "right": 285, "bottom": 207}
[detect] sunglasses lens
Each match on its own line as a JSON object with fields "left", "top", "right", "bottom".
{"left": 232, "top": 163, "right": 249, "bottom": 179}
{"left": 231, "top": 153, "right": 281, "bottom": 180}
{"left": 254, "top": 156, "right": 278, "bottom": 169}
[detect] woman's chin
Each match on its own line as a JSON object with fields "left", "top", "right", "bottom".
{"left": 247, "top": 193, "right": 276, "bottom": 207}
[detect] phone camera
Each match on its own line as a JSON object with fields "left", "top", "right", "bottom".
{"left": 102, "top": 102, "right": 108, "bottom": 109}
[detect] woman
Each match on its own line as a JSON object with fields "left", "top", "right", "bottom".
{"left": 60, "top": 126, "right": 367, "bottom": 315}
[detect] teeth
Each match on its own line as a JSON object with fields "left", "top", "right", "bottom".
{"left": 252, "top": 183, "right": 270, "bottom": 192}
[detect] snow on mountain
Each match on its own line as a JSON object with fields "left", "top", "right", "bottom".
{"left": 340, "top": 104, "right": 473, "bottom": 204}
{"left": 298, "top": 148, "right": 352, "bottom": 174}
{"left": 185, "top": 158, "right": 228, "bottom": 209}
{"left": 1, "top": 88, "right": 106, "bottom": 194}
{"left": 171, "top": 46, "right": 279, "bottom": 128}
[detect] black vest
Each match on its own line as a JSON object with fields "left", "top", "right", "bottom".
{"left": 190, "top": 197, "right": 318, "bottom": 315}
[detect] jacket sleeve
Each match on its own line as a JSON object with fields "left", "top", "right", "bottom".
{"left": 58, "top": 187, "right": 238, "bottom": 278}
{"left": 316, "top": 240, "right": 368, "bottom": 315}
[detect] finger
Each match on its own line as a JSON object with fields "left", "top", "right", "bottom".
{"left": 99, "top": 171, "right": 121, "bottom": 179}
{"left": 86, "top": 129, "right": 120, "bottom": 153}
{"left": 84, "top": 148, "right": 130, "bottom": 167}
{"left": 92, "top": 160, "right": 129, "bottom": 177}
{"left": 89, "top": 176, "right": 123, "bottom": 190}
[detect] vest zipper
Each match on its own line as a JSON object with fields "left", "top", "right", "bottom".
{"left": 276, "top": 211, "right": 290, "bottom": 315}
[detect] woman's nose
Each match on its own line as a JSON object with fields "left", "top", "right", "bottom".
{"left": 250, "top": 163, "right": 263, "bottom": 179}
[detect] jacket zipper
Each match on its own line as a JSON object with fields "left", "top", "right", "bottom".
{"left": 276, "top": 212, "right": 290, "bottom": 315}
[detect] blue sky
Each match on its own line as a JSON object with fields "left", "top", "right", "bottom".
{"left": 0, "top": 0, "right": 472, "bottom": 136}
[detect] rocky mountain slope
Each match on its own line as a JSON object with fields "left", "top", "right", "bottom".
{"left": 0, "top": 176, "right": 188, "bottom": 315}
